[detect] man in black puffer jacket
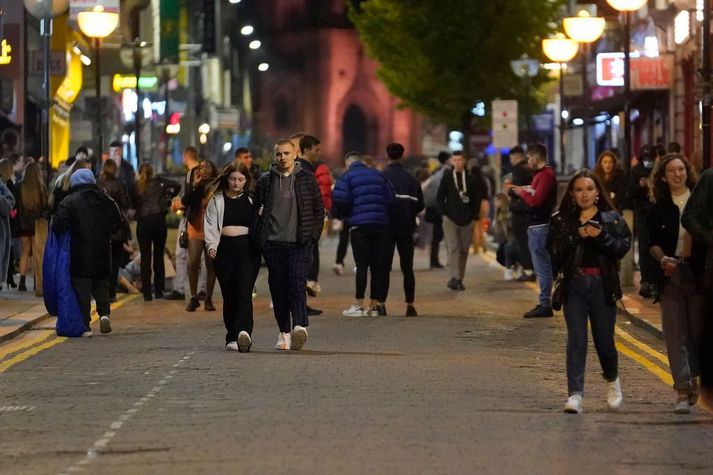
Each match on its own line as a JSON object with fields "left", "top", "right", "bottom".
{"left": 254, "top": 139, "right": 324, "bottom": 352}
{"left": 53, "top": 169, "right": 122, "bottom": 336}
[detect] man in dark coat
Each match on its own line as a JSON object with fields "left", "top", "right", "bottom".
{"left": 53, "top": 169, "right": 122, "bottom": 336}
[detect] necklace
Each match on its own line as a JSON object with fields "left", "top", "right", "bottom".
{"left": 672, "top": 189, "right": 689, "bottom": 207}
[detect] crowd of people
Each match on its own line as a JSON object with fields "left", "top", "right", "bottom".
{"left": 0, "top": 136, "right": 711, "bottom": 415}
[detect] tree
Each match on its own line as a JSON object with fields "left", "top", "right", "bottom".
{"left": 348, "top": 0, "right": 564, "bottom": 129}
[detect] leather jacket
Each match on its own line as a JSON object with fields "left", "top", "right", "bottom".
{"left": 547, "top": 209, "right": 631, "bottom": 305}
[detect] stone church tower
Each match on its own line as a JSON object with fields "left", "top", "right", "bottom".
{"left": 256, "top": 0, "right": 422, "bottom": 164}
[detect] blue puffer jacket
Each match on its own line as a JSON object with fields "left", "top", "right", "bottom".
{"left": 332, "top": 161, "right": 395, "bottom": 227}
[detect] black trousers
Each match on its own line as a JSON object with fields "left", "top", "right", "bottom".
{"left": 430, "top": 219, "right": 443, "bottom": 266}
{"left": 109, "top": 240, "right": 125, "bottom": 299}
{"left": 137, "top": 215, "right": 168, "bottom": 296}
{"left": 350, "top": 225, "right": 387, "bottom": 301}
{"left": 307, "top": 240, "right": 320, "bottom": 282}
{"left": 214, "top": 235, "right": 260, "bottom": 343}
{"left": 336, "top": 223, "right": 350, "bottom": 265}
{"left": 384, "top": 232, "right": 416, "bottom": 303}
{"left": 634, "top": 209, "right": 657, "bottom": 285}
{"left": 510, "top": 213, "right": 533, "bottom": 270}
{"left": 262, "top": 241, "right": 310, "bottom": 333}
{"left": 71, "top": 277, "right": 110, "bottom": 328}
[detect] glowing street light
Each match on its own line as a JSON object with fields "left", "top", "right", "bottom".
{"left": 249, "top": 40, "right": 261, "bottom": 50}
{"left": 241, "top": 25, "right": 254, "bottom": 36}
{"left": 258, "top": 62, "right": 269, "bottom": 72}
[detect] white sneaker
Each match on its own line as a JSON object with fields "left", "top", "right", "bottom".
{"left": 99, "top": 316, "right": 112, "bottom": 334}
{"left": 342, "top": 304, "right": 365, "bottom": 317}
{"left": 237, "top": 331, "right": 252, "bottom": 352}
{"left": 564, "top": 394, "right": 583, "bottom": 414}
{"left": 607, "top": 378, "right": 623, "bottom": 410}
{"left": 225, "top": 341, "right": 239, "bottom": 351}
{"left": 81, "top": 330, "right": 93, "bottom": 338}
{"left": 365, "top": 306, "right": 379, "bottom": 317}
{"left": 504, "top": 268, "right": 514, "bottom": 281}
{"left": 332, "top": 263, "right": 344, "bottom": 275}
{"left": 290, "top": 326, "right": 308, "bottom": 350}
{"left": 275, "top": 332, "right": 291, "bottom": 350}
{"left": 252, "top": 287, "right": 257, "bottom": 299}
{"left": 674, "top": 393, "right": 691, "bottom": 414}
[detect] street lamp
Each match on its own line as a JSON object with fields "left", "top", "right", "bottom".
{"left": 606, "top": 0, "right": 648, "bottom": 176}
{"left": 23, "top": 0, "right": 68, "bottom": 177}
{"left": 77, "top": 5, "right": 119, "bottom": 161}
{"left": 510, "top": 54, "right": 540, "bottom": 143}
{"left": 542, "top": 33, "right": 578, "bottom": 174}
{"left": 564, "top": 10, "right": 605, "bottom": 167}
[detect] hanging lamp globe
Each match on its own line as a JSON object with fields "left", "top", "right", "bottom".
{"left": 23, "top": 0, "right": 68, "bottom": 19}
{"left": 77, "top": 5, "right": 119, "bottom": 38}
{"left": 563, "top": 10, "right": 606, "bottom": 43}
{"left": 606, "top": 0, "right": 648, "bottom": 12}
{"left": 542, "top": 33, "right": 579, "bottom": 63}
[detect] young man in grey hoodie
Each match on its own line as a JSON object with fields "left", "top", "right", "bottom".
{"left": 254, "top": 140, "right": 324, "bottom": 350}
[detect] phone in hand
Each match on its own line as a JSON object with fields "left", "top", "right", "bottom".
{"left": 586, "top": 219, "right": 602, "bottom": 229}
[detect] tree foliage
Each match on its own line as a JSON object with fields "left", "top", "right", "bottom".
{"left": 348, "top": 0, "right": 564, "bottom": 127}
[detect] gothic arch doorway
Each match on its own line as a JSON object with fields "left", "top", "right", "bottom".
{"left": 342, "top": 104, "right": 368, "bottom": 155}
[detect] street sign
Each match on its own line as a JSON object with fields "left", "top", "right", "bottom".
{"left": 491, "top": 100, "right": 518, "bottom": 148}
{"left": 596, "top": 53, "right": 674, "bottom": 90}
{"left": 30, "top": 50, "right": 66, "bottom": 76}
{"left": 160, "top": 0, "right": 180, "bottom": 64}
{"left": 216, "top": 109, "right": 240, "bottom": 130}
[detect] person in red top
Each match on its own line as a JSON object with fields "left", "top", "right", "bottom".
{"left": 510, "top": 143, "right": 558, "bottom": 318}
{"left": 299, "top": 135, "right": 332, "bottom": 301}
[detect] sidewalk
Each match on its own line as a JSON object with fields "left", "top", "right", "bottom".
{"left": 619, "top": 277, "right": 663, "bottom": 339}
{"left": 0, "top": 277, "right": 49, "bottom": 343}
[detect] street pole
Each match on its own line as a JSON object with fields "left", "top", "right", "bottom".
{"left": 40, "top": 17, "right": 51, "bottom": 181}
{"left": 703, "top": 0, "right": 711, "bottom": 169}
{"left": 560, "top": 63, "right": 566, "bottom": 174}
{"left": 94, "top": 37, "right": 103, "bottom": 159}
{"left": 134, "top": 47, "right": 142, "bottom": 165}
{"left": 623, "top": 11, "right": 632, "bottom": 178}
{"left": 581, "top": 43, "right": 589, "bottom": 168}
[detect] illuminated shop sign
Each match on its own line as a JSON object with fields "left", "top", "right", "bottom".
{"left": 112, "top": 75, "right": 159, "bottom": 92}
{"left": 0, "top": 39, "right": 12, "bottom": 65}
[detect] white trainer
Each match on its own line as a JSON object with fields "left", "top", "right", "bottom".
{"left": 342, "top": 304, "right": 365, "bottom": 317}
{"left": 290, "top": 326, "right": 308, "bottom": 351}
{"left": 81, "top": 330, "right": 93, "bottom": 338}
{"left": 225, "top": 341, "right": 239, "bottom": 351}
{"left": 99, "top": 316, "right": 112, "bottom": 334}
{"left": 237, "top": 331, "right": 252, "bottom": 353}
{"left": 564, "top": 394, "right": 583, "bottom": 414}
{"left": 275, "top": 332, "right": 290, "bottom": 350}
{"left": 607, "top": 378, "right": 623, "bottom": 410}
{"left": 504, "top": 268, "right": 514, "bottom": 281}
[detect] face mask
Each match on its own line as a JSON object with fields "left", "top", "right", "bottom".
{"left": 643, "top": 160, "right": 653, "bottom": 169}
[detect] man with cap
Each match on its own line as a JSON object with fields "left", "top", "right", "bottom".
{"left": 53, "top": 169, "right": 122, "bottom": 336}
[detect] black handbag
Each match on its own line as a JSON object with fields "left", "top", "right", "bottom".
{"left": 178, "top": 218, "right": 189, "bottom": 249}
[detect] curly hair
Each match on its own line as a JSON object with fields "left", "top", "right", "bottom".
{"left": 648, "top": 153, "right": 698, "bottom": 204}
{"left": 556, "top": 169, "right": 616, "bottom": 219}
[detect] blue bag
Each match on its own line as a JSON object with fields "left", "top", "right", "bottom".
{"left": 43, "top": 229, "right": 85, "bottom": 337}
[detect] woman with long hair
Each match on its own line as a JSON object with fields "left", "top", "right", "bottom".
{"left": 97, "top": 159, "right": 131, "bottom": 302}
{"left": 547, "top": 169, "right": 631, "bottom": 414}
{"left": 0, "top": 158, "right": 18, "bottom": 288}
{"left": 592, "top": 151, "right": 627, "bottom": 211}
{"left": 17, "top": 160, "right": 48, "bottom": 292}
{"left": 647, "top": 154, "right": 705, "bottom": 414}
{"left": 204, "top": 162, "right": 260, "bottom": 351}
{"left": 182, "top": 160, "right": 218, "bottom": 312}
{"left": 49, "top": 158, "right": 91, "bottom": 215}
{"left": 131, "top": 162, "right": 181, "bottom": 301}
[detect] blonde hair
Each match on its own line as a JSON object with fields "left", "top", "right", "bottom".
{"left": 20, "top": 161, "right": 48, "bottom": 213}
{"left": 0, "top": 158, "right": 12, "bottom": 182}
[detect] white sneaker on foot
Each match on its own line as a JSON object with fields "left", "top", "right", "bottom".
{"left": 225, "top": 341, "right": 239, "bottom": 351}
{"left": 237, "top": 331, "right": 252, "bottom": 353}
{"left": 275, "top": 332, "right": 291, "bottom": 350}
{"left": 504, "top": 268, "right": 514, "bottom": 281}
{"left": 607, "top": 378, "right": 623, "bottom": 410}
{"left": 564, "top": 394, "right": 583, "bottom": 414}
{"left": 81, "top": 329, "right": 93, "bottom": 338}
{"left": 342, "top": 304, "right": 365, "bottom": 317}
{"left": 99, "top": 316, "right": 112, "bottom": 334}
{"left": 290, "top": 326, "right": 308, "bottom": 350}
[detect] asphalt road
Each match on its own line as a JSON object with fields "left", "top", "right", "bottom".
{"left": 1, "top": 239, "right": 711, "bottom": 475}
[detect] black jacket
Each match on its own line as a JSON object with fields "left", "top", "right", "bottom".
{"left": 383, "top": 162, "right": 425, "bottom": 234}
{"left": 647, "top": 194, "right": 708, "bottom": 294}
{"left": 52, "top": 184, "right": 122, "bottom": 279}
{"left": 628, "top": 162, "right": 654, "bottom": 212}
{"left": 132, "top": 176, "right": 181, "bottom": 219}
{"left": 602, "top": 173, "right": 628, "bottom": 211}
{"left": 547, "top": 209, "right": 631, "bottom": 305}
{"left": 254, "top": 165, "right": 324, "bottom": 246}
{"left": 508, "top": 161, "right": 532, "bottom": 215}
{"left": 436, "top": 170, "right": 484, "bottom": 226}
{"left": 682, "top": 168, "right": 713, "bottom": 291}
{"left": 98, "top": 175, "right": 131, "bottom": 241}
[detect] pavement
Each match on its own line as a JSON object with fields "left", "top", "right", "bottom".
{"left": 0, "top": 277, "right": 49, "bottom": 343}
{"left": 0, "top": 236, "right": 711, "bottom": 474}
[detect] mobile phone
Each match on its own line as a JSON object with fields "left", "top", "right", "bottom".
{"left": 586, "top": 219, "right": 602, "bottom": 229}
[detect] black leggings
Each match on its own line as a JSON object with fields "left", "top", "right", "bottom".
{"left": 350, "top": 226, "right": 387, "bottom": 301}
{"left": 384, "top": 232, "right": 416, "bottom": 303}
{"left": 336, "top": 222, "right": 350, "bottom": 265}
{"left": 137, "top": 215, "right": 168, "bottom": 296}
{"left": 214, "top": 236, "right": 260, "bottom": 343}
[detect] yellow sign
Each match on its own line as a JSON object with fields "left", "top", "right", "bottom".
{"left": 0, "top": 39, "right": 12, "bottom": 65}
{"left": 112, "top": 74, "right": 159, "bottom": 92}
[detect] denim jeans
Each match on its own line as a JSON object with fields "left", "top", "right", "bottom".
{"left": 563, "top": 274, "right": 618, "bottom": 395}
{"left": 527, "top": 224, "right": 553, "bottom": 307}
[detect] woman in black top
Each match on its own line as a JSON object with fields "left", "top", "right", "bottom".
{"left": 204, "top": 163, "right": 260, "bottom": 352}
{"left": 647, "top": 154, "right": 705, "bottom": 414}
{"left": 593, "top": 151, "right": 627, "bottom": 212}
{"left": 132, "top": 162, "right": 181, "bottom": 301}
{"left": 548, "top": 169, "right": 631, "bottom": 414}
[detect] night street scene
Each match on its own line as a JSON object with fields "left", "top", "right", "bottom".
{"left": 2, "top": 0, "right": 713, "bottom": 473}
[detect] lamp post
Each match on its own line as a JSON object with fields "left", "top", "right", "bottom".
{"left": 77, "top": 5, "right": 119, "bottom": 162}
{"left": 564, "top": 10, "right": 605, "bottom": 167}
{"left": 510, "top": 54, "right": 540, "bottom": 144}
{"left": 703, "top": 0, "right": 711, "bottom": 169}
{"left": 606, "top": 0, "right": 648, "bottom": 176}
{"left": 23, "top": 0, "right": 68, "bottom": 179}
{"left": 542, "top": 33, "right": 578, "bottom": 174}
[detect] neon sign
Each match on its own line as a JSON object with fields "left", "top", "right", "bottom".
{"left": 0, "top": 39, "right": 12, "bottom": 65}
